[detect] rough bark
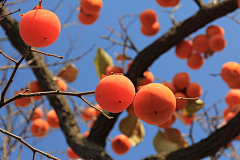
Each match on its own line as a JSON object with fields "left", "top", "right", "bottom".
{"left": 0, "top": 0, "right": 239, "bottom": 160}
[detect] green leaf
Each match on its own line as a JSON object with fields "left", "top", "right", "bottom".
{"left": 93, "top": 47, "right": 113, "bottom": 78}
{"left": 153, "top": 128, "right": 188, "bottom": 153}
{"left": 183, "top": 99, "right": 205, "bottom": 117}
{"left": 119, "top": 115, "right": 145, "bottom": 147}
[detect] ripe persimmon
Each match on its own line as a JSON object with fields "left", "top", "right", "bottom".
{"left": 19, "top": 7, "right": 61, "bottom": 47}
{"left": 95, "top": 75, "right": 135, "bottom": 113}
{"left": 67, "top": 147, "right": 79, "bottom": 159}
{"left": 186, "top": 82, "right": 202, "bottom": 98}
{"left": 193, "top": 35, "right": 209, "bottom": 53}
{"left": 187, "top": 53, "right": 204, "bottom": 70}
{"left": 138, "top": 70, "right": 154, "bottom": 86}
{"left": 221, "top": 62, "right": 240, "bottom": 83}
{"left": 139, "top": 9, "right": 158, "bottom": 27}
{"left": 175, "top": 40, "right": 193, "bottom": 59}
{"left": 227, "top": 80, "right": 240, "bottom": 89}
{"left": 141, "top": 21, "right": 160, "bottom": 36}
{"left": 14, "top": 89, "right": 31, "bottom": 107}
{"left": 206, "top": 25, "right": 225, "bottom": 37}
{"left": 30, "top": 118, "right": 49, "bottom": 138}
{"left": 46, "top": 110, "right": 59, "bottom": 129}
{"left": 175, "top": 92, "right": 188, "bottom": 110}
{"left": 158, "top": 115, "right": 175, "bottom": 128}
{"left": 78, "top": 11, "right": 99, "bottom": 25}
{"left": 172, "top": 72, "right": 190, "bottom": 90}
{"left": 80, "top": 0, "right": 103, "bottom": 15}
{"left": 111, "top": 134, "right": 131, "bottom": 155}
{"left": 225, "top": 89, "right": 240, "bottom": 109}
{"left": 29, "top": 81, "right": 43, "bottom": 101}
{"left": 105, "top": 66, "right": 123, "bottom": 75}
{"left": 156, "top": 0, "right": 180, "bottom": 7}
{"left": 134, "top": 83, "right": 176, "bottom": 125}
{"left": 208, "top": 34, "right": 226, "bottom": 52}
{"left": 163, "top": 81, "right": 176, "bottom": 93}
{"left": 31, "top": 108, "right": 44, "bottom": 121}
{"left": 81, "top": 107, "right": 98, "bottom": 121}
{"left": 55, "top": 78, "right": 67, "bottom": 91}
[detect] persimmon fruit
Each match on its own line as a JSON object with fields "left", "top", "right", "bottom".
{"left": 172, "top": 72, "right": 190, "bottom": 90}
{"left": 31, "top": 108, "right": 44, "bottom": 121}
{"left": 208, "top": 34, "right": 226, "bottom": 52}
{"left": 186, "top": 82, "right": 202, "bottom": 98}
{"left": 158, "top": 115, "right": 175, "bottom": 128}
{"left": 139, "top": 9, "right": 158, "bottom": 27}
{"left": 30, "top": 118, "right": 49, "bottom": 137}
{"left": 105, "top": 66, "right": 123, "bottom": 75}
{"left": 14, "top": 89, "right": 31, "bottom": 107}
{"left": 95, "top": 75, "right": 135, "bottom": 113}
{"left": 111, "top": 134, "right": 131, "bottom": 155}
{"left": 187, "top": 53, "right": 204, "bottom": 70}
{"left": 175, "top": 40, "right": 193, "bottom": 59}
{"left": 134, "top": 83, "right": 176, "bottom": 125}
{"left": 80, "top": 0, "right": 103, "bottom": 15}
{"left": 193, "top": 35, "right": 209, "bottom": 53}
{"left": 19, "top": 7, "right": 61, "bottom": 47}
{"left": 175, "top": 92, "right": 188, "bottom": 110}
{"left": 221, "top": 62, "right": 240, "bottom": 84}
{"left": 225, "top": 89, "right": 240, "bottom": 109}
{"left": 141, "top": 21, "right": 160, "bottom": 36}
{"left": 46, "top": 110, "right": 59, "bottom": 129}
{"left": 206, "top": 25, "right": 225, "bottom": 37}
{"left": 78, "top": 11, "right": 99, "bottom": 25}
{"left": 29, "top": 81, "right": 43, "bottom": 101}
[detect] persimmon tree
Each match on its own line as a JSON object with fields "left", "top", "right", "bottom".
{"left": 1, "top": 0, "right": 240, "bottom": 160}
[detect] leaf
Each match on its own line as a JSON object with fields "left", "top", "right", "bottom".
{"left": 119, "top": 115, "right": 145, "bottom": 147}
{"left": 173, "top": 111, "right": 195, "bottom": 126}
{"left": 115, "top": 54, "right": 132, "bottom": 61}
{"left": 182, "top": 99, "right": 205, "bottom": 117}
{"left": 153, "top": 128, "right": 188, "bottom": 153}
{"left": 56, "top": 63, "right": 79, "bottom": 83}
{"left": 153, "top": 130, "right": 178, "bottom": 153}
{"left": 93, "top": 47, "right": 113, "bottom": 78}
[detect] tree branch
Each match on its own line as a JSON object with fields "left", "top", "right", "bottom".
{"left": 0, "top": 7, "right": 112, "bottom": 160}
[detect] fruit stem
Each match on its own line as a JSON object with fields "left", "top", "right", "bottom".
{"left": 39, "top": 0, "right": 43, "bottom": 7}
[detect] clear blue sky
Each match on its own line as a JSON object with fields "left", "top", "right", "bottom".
{"left": 1, "top": 0, "right": 240, "bottom": 160}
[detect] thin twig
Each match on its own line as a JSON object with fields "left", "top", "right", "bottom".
{"left": 0, "top": 8, "right": 20, "bottom": 18}
{"left": 0, "top": 50, "right": 17, "bottom": 63}
{"left": 31, "top": 49, "right": 63, "bottom": 59}
{"left": 0, "top": 128, "right": 60, "bottom": 160}
{"left": 1, "top": 46, "right": 31, "bottom": 103}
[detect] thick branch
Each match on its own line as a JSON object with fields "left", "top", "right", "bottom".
{"left": 0, "top": 7, "right": 112, "bottom": 160}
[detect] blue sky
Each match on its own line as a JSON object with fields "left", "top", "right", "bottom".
{"left": 1, "top": 0, "right": 240, "bottom": 160}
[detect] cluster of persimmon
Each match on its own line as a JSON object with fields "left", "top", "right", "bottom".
{"left": 78, "top": 0, "right": 103, "bottom": 25}
{"left": 156, "top": 0, "right": 180, "bottom": 7}
{"left": 222, "top": 89, "right": 240, "bottom": 141}
{"left": 161, "top": 72, "right": 202, "bottom": 126}
{"left": 139, "top": 9, "right": 160, "bottom": 36}
{"left": 14, "top": 79, "right": 67, "bottom": 108}
{"left": 175, "top": 25, "right": 226, "bottom": 70}
{"left": 221, "top": 61, "right": 240, "bottom": 89}
{"left": 30, "top": 108, "right": 60, "bottom": 138}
